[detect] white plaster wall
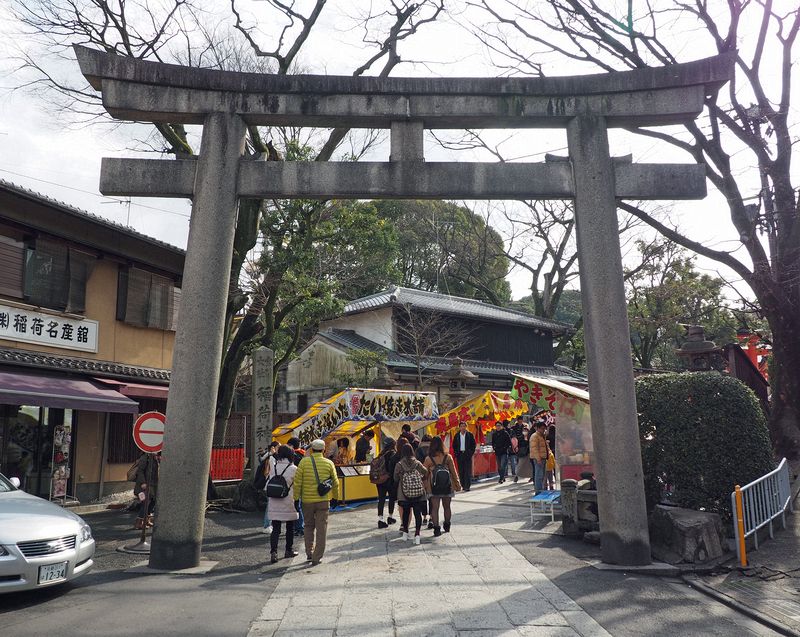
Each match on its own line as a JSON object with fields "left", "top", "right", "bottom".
{"left": 320, "top": 307, "right": 394, "bottom": 349}
{"left": 286, "top": 340, "right": 351, "bottom": 393}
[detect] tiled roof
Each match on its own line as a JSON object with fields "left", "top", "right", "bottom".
{"left": 0, "top": 179, "right": 184, "bottom": 257}
{"left": 344, "top": 286, "right": 571, "bottom": 334}
{"left": 0, "top": 346, "right": 171, "bottom": 382}
{"left": 319, "top": 329, "right": 587, "bottom": 385}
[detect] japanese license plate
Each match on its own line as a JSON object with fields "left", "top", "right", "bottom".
{"left": 38, "top": 561, "right": 68, "bottom": 584}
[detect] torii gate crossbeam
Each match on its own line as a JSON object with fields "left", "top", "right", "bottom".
{"left": 74, "top": 45, "right": 734, "bottom": 570}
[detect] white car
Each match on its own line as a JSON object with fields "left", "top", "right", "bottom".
{"left": 0, "top": 472, "right": 95, "bottom": 593}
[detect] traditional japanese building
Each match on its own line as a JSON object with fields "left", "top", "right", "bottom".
{"left": 276, "top": 286, "right": 585, "bottom": 418}
{"left": 0, "top": 180, "right": 183, "bottom": 502}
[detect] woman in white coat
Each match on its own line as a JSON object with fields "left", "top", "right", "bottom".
{"left": 267, "top": 444, "right": 299, "bottom": 563}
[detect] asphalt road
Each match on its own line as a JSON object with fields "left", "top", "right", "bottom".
{"left": 0, "top": 508, "right": 280, "bottom": 637}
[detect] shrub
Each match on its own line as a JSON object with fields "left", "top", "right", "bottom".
{"left": 636, "top": 372, "right": 774, "bottom": 519}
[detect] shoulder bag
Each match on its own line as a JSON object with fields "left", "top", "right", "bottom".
{"left": 311, "top": 455, "right": 333, "bottom": 496}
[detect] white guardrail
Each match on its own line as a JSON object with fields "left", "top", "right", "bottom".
{"left": 731, "top": 457, "right": 794, "bottom": 566}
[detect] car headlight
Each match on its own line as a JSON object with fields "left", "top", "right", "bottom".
{"left": 0, "top": 546, "right": 8, "bottom": 556}
{"left": 79, "top": 524, "right": 92, "bottom": 543}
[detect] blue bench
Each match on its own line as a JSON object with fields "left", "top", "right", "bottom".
{"left": 530, "top": 490, "right": 561, "bottom": 523}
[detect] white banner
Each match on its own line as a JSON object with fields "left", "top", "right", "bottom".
{"left": 0, "top": 304, "right": 99, "bottom": 353}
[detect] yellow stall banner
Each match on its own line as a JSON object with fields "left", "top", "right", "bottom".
{"left": 273, "top": 388, "right": 438, "bottom": 447}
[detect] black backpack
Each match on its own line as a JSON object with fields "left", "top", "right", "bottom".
{"left": 265, "top": 462, "right": 291, "bottom": 498}
{"left": 431, "top": 456, "right": 452, "bottom": 496}
{"left": 253, "top": 457, "right": 268, "bottom": 491}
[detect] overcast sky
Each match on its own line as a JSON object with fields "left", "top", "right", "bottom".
{"left": 0, "top": 1, "right": 793, "bottom": 302}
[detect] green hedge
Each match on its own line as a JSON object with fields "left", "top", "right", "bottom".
{"left": 636, "top": 372, "right": 774, "bottom": 518}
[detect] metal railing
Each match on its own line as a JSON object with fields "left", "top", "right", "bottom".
{"left": 731, "top": 457, "right": 794, "bottom": 566}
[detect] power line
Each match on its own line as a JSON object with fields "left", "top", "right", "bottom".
{"left": 0, "top": 167, "right": 191, "bottom": 218}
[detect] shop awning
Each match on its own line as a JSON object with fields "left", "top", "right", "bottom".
{"left": 93, "top": 377, "right": 169, "bottom": 399}
{"left": 0, "top": 369, "right": 139, "bottom": 413}
{"left": 273, "top": 388, "right": 438, "bottom": 446}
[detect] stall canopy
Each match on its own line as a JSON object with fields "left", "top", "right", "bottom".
{"left": 511, "top": 373, "right": 593, "bottom": 479}
{"left": 0, "top": 369, "right": 139, "bottom": 413}
{"left": 273, "top": 388, "right": 438, "bottom": 447}
{"left": 432, "top": 391, "right": 528, "bottom": 436}
{"left": 510, "top": 374, "right": 589, "bottom": 421}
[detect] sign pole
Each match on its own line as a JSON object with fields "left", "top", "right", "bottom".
{"left": 118, "top": 412, "right": 165, "bottom": 555}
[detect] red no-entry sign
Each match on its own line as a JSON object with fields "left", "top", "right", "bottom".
{"left": 132, "top": 411, "right": 166, "bottom": 453}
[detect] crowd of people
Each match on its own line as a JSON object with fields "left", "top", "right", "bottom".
{"left": 128, "top": 414, "right": 558, "bottom": 567}
{"left": 490, "top": 415, "right": 556, "bottom": 493}
{"left": 255, "top": 417, "right": 557, "bottom": 566}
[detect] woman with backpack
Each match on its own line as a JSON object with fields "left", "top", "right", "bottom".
{"left": 389, "top": 436, "right": 409, "bottom": 534}
{"left": 393, "top": 443, "right": 429, "bottom": 545}
{"left": 424, "top": 435, "right": 462, "bottom": 537}
{"left": 266, "top": 444, "right": 300, "bottom": 564}
{"left": 372, "top": 437, "right": 397, "bottom": 529}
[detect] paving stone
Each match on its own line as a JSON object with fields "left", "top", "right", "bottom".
{"left": 500, "top": 599, "right": 568, "bottom": 627}
{"left": 247, "top": 620, "right": 280, "bottom": 637}
{"left": 456, "top": 629, "right": 522, "bottom": 637}
{"left": 277, "top": 605, "right": 339, "bottom": 630}
{"left": 257, "top": 597, "right": 291, "bottom": 621}
{"left": 396, "top": 622, "right": 458, "bottom": 637}
{"left": 516, "top": 627, "right": 581, "bottom": 637}
{"left": 451, "top": 606, "right": 515, "bottom": 631}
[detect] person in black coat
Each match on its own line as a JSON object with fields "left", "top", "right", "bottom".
{"left": 452, "top": 421, "right": 477, "bottom": 492}
{"left": 491, "top": 421, "right": 512, "bottom": 483}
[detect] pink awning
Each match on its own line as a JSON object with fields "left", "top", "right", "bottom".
{"left": 0, "top": 370, "right": 139, "bottom": 413}
{"left": 93, "top": 378, "right": 169, "bottom": 400}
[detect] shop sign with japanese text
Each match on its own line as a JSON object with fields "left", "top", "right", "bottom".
{"left": 0, "top": 304, "right": 99, "bottom": 353}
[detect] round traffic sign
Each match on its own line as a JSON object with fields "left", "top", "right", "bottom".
{"left": 133, "top": 411, "right": 166, "bottom": 453}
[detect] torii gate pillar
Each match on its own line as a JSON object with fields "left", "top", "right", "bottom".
{"left": 568, "top": 115, "right": 649, "bottom": 563}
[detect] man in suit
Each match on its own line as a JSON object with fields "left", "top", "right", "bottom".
{"left": 452, "top": 421, "right": 477, "bottom": 492}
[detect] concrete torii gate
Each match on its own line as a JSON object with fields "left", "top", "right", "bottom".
{"left": 74, "top": 46, "right": 733, "bottom": 570}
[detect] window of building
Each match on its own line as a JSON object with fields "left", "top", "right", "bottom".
{"left": 0, "top": 232, "right": 24, "bottom": 299}
{"left": 297, "top": 393, "right": 308, "bottom": 414}
{"left": 22, "top": 238, "right": 96, "bottom": 314}
{"left": 116, "top": 266, "right": 180, "bottom": 331}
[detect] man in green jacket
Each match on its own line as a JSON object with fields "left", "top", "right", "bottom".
{"left": 294, "top": 439, "right": 340, "bottom": 565}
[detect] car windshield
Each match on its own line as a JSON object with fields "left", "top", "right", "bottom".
{"left": 0, "top": 473, "right": 17, "bottom": 493}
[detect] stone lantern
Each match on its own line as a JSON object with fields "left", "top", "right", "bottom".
{"left": 676, "top": 325, "right": 722, "bottom": 371}
{"left": 434, "top": 358, "right": 478, "bottom": 409}
{"left": 371, "top": 362, "right": 401, "bottom": 389}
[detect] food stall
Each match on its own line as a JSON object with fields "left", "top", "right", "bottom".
{"left": 510, "top": 374, "right": 593, "bottom": 482}
{"left": 273, "top": 388, "right": 438, "bottom": 502}
{"left": 429, "top": 391, "right": 529, "bottom": 479}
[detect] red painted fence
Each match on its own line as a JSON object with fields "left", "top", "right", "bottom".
{"left": 209, "top": 446, "right": 246, "bottom": 481}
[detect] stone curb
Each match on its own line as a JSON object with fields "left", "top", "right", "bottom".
{"left": 681, "top": 575, "right": 800, "bottom": 637}
{"left": 67, "top": 504, "right": 112, "bottom": 515}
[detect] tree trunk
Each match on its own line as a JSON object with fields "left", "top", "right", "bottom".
{"left": 764, "top": 308, "right": 800, "bottom": 462}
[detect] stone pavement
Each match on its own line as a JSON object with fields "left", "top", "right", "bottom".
{"left": 248, "top": 519, "right": 609, "bottom": 637}
{"left": 700, "top": 489, "right": 800, "bottom": 635}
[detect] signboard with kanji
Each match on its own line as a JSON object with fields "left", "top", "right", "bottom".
{"left": 0, "top": 303, "right": 98, "bottom": 353}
